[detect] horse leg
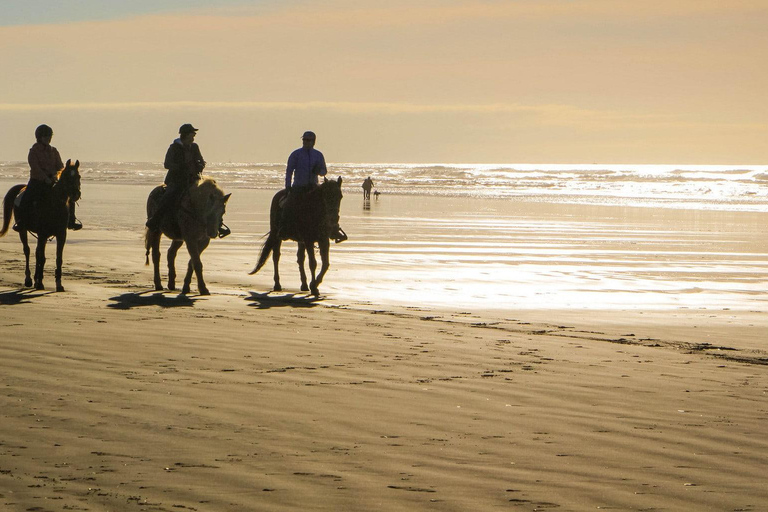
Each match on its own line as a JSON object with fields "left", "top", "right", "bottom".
{"left": 297, "top": 242, "right": 309, "bottom": 292}
{"left": 272, "top": 239, "right": 282, "bottom": 291}
{"left": 167, "top": 240, "right": 183, "bottom": 291}
{"left": 305, "top": 241, "right": 319, "bottom": 295}
{"left": 19, "top": 230, "right": 32, "bottom": 287}
{"left": 34, "top": 236, "right": 47, "bottom": 290}
{"left": 182, "top": 238, "right": 209, "bottom": 295}
{"left": 310, "top": 239, "right": 330, "bottom": 296}
{"left": 148, "top": 230, "right": 163, "bottom": 290}
{"left": 54, "top": 231, "right": 67, "bottom": 292}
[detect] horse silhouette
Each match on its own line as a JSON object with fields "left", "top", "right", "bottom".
{"left": 0, "top": 159, "right": 82, "bottom": 291}
{"left": 144, "top": 177, "right": 231, "bottom": 295}
{"left": 250, "top": 177, "right": 343, "bottom": 296}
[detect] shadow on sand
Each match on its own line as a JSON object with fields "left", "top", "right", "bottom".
{"left": 0, "top": 288, "right": 54, "bottom": 306}
{"left": 246, "top": 291, "right": 320, "bottom": 310}
{"left": 108, "top": 291, "right": 199, "bottom": 310}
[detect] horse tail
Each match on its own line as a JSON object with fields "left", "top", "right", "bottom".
{"left": 249, "top": 232, "right": 277, "bottom": 275}
{"left": 0, "top": 184, "right": 25, "bottom": 237}
{"left": 249, "top": 189, "right": 288, "bottom": 275}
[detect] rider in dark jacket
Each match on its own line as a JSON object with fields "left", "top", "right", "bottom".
{"left": 145, "top": 124, "right": 230, "bottom": 237}
{"left": 146, "top": 124, "right": 206, "bottom": 231}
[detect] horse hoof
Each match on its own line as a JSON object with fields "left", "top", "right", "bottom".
{"left": 24, "top": 278, "right": 33, "bottom": 287}
{"left": 300, "top": 284, "right": 309, "bottom": 292}
{"left": 273, "top": 285, "right": 282, "bottom": 292}
{"left": 310, "top": 287, "right": 319, "bottom": 297}
{"left": 168, "top": 284, "right": 176, "bottom": 291}
{"left": 56, "top": 285, "right": 65, "bottom": 292}
{"left": 199, "top": 288, "right": 210, "bottom": 296}
{"left": 35, "top": 283, "right": 44, "bottom": 291}
{"left": 155, "top": 284, "right": 163, "bottom": 291}
{"left": 181, "top": 287, "right": 190, "bottom": 295}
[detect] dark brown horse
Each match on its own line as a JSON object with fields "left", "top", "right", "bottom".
{"left": 0, "top": 160, "right": 82, "bottom": 291}
{"left": 144, "top": 177, "right": 231, "bottom": 295}
{"left": 250, "top": 177, "right": 344, "bottom": 296}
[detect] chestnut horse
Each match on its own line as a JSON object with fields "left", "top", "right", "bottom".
{"left": 0, "top": 159, "right": 82, "bottom": 291}
{"left": 144, "top": 177, "right": 230, "bottom": 295}
{"left": 250, "top": 177, "right": 343, "bottom": 296}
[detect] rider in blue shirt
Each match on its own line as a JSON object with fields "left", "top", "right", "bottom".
{"left": 278, "top": 131, "right": 345, "bottom": 242}
{"left": 285, "top": 131, "right": 327, "bottom": 190}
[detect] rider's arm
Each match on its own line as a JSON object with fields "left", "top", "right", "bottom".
{"left": 194, "top": 143, "right": 206, "bottom": 173}
{"left": 163, "top": 144, "right": 185, "bottom": 183}
{"left": 313, "top": 151, "right": 327, "bottom": 178}
{"left": 285, "top": 151, "right": 297, "bottom": 190}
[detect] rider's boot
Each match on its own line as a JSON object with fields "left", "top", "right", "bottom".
{"left": 68, "top": 203, "right": 83, "bottom": 230}
{"left": 218, "top": 222, "right": 231, "bottom": 238}
{"left": 68, "top": 218, "right": 83, "bottom": 231}
{"left": 331, "top": 225, "right": 348, "bottom": 243}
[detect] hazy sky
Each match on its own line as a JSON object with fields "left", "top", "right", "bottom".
{"left": 1, "top": 0, "right": 766, "bottom": 164}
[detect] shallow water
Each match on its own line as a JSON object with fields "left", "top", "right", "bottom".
{"left": 3, "top": 181, "right": 760, "bottom": 313}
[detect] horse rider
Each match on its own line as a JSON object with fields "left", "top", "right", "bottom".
{"left": 14, "top": 124, "right": 82, "bottom": 232}
{"left": 278, "top": 130, "right": 328, "bottom": 240}
{"left": 146, "top": 123, "right": 230, "bottom": 237}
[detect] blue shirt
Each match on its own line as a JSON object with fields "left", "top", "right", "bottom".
{"left": 285, "top": 147, "right": 327, "bottom": 189}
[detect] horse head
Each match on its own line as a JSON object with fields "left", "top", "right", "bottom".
{"left": 56, "top": 159, "right": 82, "bottom": 203}
{"left": 190, "top": 178, "right": 231, "bottom": 239}
{"left": 321, "top": 177, "right": 343, "bottom": 234}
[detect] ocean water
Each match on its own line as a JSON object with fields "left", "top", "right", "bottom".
{"left": 1, "top": 161, "right": 767, "bottom": 211}
{"left": 1, "top": 163, "right": 766, "bottom": 314}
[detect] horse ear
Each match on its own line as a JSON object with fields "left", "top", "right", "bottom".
{"left": 66, "top": 159, "right": 72, "bottom": 167}
{"left": 338, "top": 177, "right": 343, "bottom": 186}
{"left": 323, "top": 177, "right": 328, "bottom": 183}
{"left": 75, "top": 160, "right": 80, "bottom": 169}
{"left": 223, "top": 193, "right": 232, "bottom": 203}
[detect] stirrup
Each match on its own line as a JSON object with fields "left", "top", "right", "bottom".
{"left": 68, "top": 219, "right": 83, "bottom": 231}
{"left": 218, "top": 223, "right": 231, "bottom": 238}
{"left": 333, "top": 227, "right": 348, "bottom": 244}
{"left": 12, "top": 223, "right": 21, "bottom": 232}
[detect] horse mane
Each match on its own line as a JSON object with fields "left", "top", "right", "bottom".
{"left": 54, "top": 163, "right": 71, "bottom": 181}
{"left": 187, "top": 176, "right": 224, "bottom": 212}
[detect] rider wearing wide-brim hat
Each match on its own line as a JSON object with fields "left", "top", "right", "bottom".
{"left": 15, "top": 124, "right": 82, "bottom": 232}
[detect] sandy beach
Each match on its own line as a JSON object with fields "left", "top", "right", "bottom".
{"left": 1, "top": 182, "right": 767, "bottom": 511}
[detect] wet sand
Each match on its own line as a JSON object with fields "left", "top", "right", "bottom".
{"left": 1, "top": 182, "right": 767, "bottom": 511}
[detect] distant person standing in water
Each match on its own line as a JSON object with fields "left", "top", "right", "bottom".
{"left": 278, "top": 130, "right": 328, "bottom": 239}
{"left": 15, "top": 124, "right": 82, "bottom": 232}
{"left": 362, "top": 176, "right": 374, "bottom": 200}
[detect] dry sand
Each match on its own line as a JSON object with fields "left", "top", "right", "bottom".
{"left": 1, "top": 184, "right": 767, "bottom": 511}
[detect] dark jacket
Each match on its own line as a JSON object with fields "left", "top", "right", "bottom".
{"left": 163, "top": 139, "right": 205, "bottom": 187}
{"left": 28, "top": 142, "right": 63, "bottom": 183}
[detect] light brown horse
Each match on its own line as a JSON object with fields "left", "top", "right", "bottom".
{"left": 144, "top": 177, "right": 231, "bottom": 295}
{"left": 250, "top": 177, "right": 344, "bottom": 296}
{"left": 0, "top": 160, "right": 82, "bottom": 291}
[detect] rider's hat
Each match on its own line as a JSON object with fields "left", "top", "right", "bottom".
{"left": 179, "top": 123, "right": 199, "bottom": 135}
{"left": 35, "top": 124, "right": 53, "bottom": 141}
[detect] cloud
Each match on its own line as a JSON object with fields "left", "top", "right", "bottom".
{"left": 0, "top": 99, "right": 649, "bottom": 123}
